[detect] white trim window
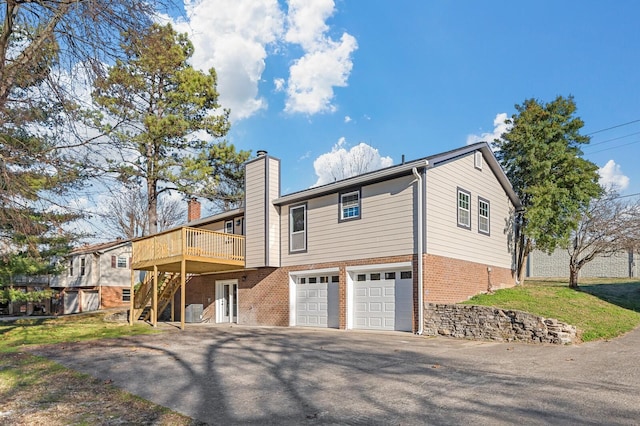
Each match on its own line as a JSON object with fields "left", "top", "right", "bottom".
{"left": 117, "top": 256, "right": 128, "bottom": 268}
{"left": 478, "top": 197, "right": 490, "bottom": 235}
{"left": 457, "top": 188, "right": 471, "bottom": 229}
{"left": 340, "top": 190, "right": 361, "bottom": 221}
{"left": 224, "top": 220, "right": 234, "bottom": 234}
{"left": 290, "top": 204, "right": 307, "bottom": 252}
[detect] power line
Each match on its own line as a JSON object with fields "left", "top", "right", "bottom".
{"left": 588, "top": 131, "right": 640, "bottom": 147}
{"left": 586, "top": 119, "right": 640, "bottom": 136}
{"left": 587, "top": 138, "right": 640, "bottom": 155}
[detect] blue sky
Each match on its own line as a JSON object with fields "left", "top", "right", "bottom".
{"left": 168, "top": 0, "right": 639, "bottom": 207}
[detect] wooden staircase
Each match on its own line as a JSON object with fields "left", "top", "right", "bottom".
{"left": 133, "top": 272, "right": 185, "bottom": 322}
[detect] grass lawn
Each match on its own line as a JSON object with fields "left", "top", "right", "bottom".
{"left": 0, "top": 311, "right": 201, "bottom": 425}
{"left": 463, "top": 278, "right": 640, "bottom": 342}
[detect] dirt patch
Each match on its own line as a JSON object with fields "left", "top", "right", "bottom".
{"left": 0, "top": 351, "right": 204, "bottom": 426}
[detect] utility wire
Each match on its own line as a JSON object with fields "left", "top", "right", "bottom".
{"left": 587, "top": 131, "right": 640, "bottom": 148}
{"left": 586, "top": 119, "right": 640, "bottom": 136}
{"left": 587, "top": 139, "right": 640, "bottom": 155}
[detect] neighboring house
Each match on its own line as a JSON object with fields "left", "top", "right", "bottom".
{"left": 526, "top": 248, "right": 637, "bottom": 279}
{"left": 131, "top": 142, "right": 522, "bottom": 332}
{"left": 51, "top": 240, "right": 138, "bottom": 314}
{"left": 0, "top": 275, "right": 52, "bottom": 316}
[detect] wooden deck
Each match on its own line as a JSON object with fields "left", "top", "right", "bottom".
{"left": 129, "top": 227, "right": 245, "bottom": 330}
{"left": 131, "top": 227, "right": 245, "bottom": 273}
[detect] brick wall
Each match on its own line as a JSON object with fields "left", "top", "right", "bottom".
{"left": 101, "top": 286, "right": 129, "bottom": 309}
{"left": 170, "top": 253, "right": 515, "bottom": 329}
{"left": 423, "top": 253, "right": 515, "bottom": 304}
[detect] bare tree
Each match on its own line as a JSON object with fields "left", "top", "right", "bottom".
{"left": 101, "top": 187, "right": 185, "bottom": 239}
{"left": 567, "top": 190, "right": 640, "bottom": 288}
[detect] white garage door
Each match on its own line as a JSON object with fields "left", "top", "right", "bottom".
{"left": 82, "top": 290, "right": 100, "bottom": 312}
{"left": 353, "top": 270, "right": 413, "bottom": 331}
{"left": 296, "top": 275, "right": 339, "bottom": 328}
{"left": 64, "top": 292, "right": 79, "bottom": 314}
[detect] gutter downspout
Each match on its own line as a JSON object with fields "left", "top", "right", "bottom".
{"left": 412, "top": 162, "right": 427, "bottom": 335}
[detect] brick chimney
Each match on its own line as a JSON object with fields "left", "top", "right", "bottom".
{"left": 187, "top": 198, "right": 201, "bottom": 222}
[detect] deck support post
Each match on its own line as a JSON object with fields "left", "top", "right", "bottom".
{"left": 152, "top": 265, "right": 158, "bottom": 327}
{"left": 129, "top": 267, "right": 135, "bottom": 326}
{"left": 180, "top": 259, "right": 186, "bottom": 330}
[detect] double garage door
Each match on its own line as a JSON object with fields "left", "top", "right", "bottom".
{"left": 294, "top": 268, "right": 413, "bottom": 331}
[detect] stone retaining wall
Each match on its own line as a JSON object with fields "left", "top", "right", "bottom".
{"left": 424, "top": 303, "right": 577, "bottom": 344}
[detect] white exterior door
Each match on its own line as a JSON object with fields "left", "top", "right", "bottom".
{"left": 352, "top": 270, "right": 413, "bottom": 331}
{"left": 216, "top": 280, "right": 238, "bottom": 323}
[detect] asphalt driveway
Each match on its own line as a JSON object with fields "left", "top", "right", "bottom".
{"left": 33, "top": 324, "right": 640, "bottom": 425}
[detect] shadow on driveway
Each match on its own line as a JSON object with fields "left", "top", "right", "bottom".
{"left": 33, "top": 324, "right": 640, "bottom": 425}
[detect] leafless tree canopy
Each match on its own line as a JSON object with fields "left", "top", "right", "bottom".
{"left": 100, "top": 187, "right": 185, "bottom": 239}
{"left": 567, "top": 190, "right": 640, "bottom": 287}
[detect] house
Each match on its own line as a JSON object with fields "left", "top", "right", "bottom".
{"left": 526, "top": 248, "right": 637, "bottom": 279}
{"left": 51, "top": 240, "right": 140, "bottom": 314}
{"left": 0, "top": 274, "right": 52, "bottom": 316}
{"left": 130, "top": 142, "right": 522, "bottom": 332}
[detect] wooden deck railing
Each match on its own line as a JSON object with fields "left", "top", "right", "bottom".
{"left": 132, "top": 227, "right": 245, "bottom": 266}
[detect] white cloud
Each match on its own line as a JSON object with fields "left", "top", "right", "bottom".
{"left": 598, "top": 160, "right": 630, "bottom": 191}
{"left": 467, "top": 113, "right": 510, "bottom": 146}
{"left": 173, "top": 0, "right": 284, "bottom": 121}
{"left": 274, "top": 78, "right": 285, "bottom": 92}
{"left": 344, "top": 115, "right": 352, "bottom": 123}
{"left": 312, "top": 139, "right": 393, "bottom": 187}
{"left": 170, "top": 0, "right": 357, "bottom": 121}
{"left": 283, "top": 0, "right": 358, "bottom": 115}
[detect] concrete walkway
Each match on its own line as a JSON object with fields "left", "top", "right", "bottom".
{"left": 33, "top": 324, "right": 640, "bottom": 425}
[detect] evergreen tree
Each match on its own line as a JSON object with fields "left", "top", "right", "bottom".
{"left": 93, "top": 23, "right": 249, "bottom": 234}
{"left": 494, "top": 96, "right": 602, "bottom": 285}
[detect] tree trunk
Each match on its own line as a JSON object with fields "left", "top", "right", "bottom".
{"left": 148, "top": 178, "right": 158, "bottom": 235}
{"left": 569, "top": 264, "right": 580, "bottom": 289}
{"left": 515, "top": 235, "right": 531, "bottom": 285}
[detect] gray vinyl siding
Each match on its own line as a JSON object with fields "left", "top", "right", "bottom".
{"left": 197, "top": 216, "right": 244, "bottom": 234}
{"left": 244, "top": 156, "right": 280, "bottom": 268}
{"left": 280, "top": 175, "right": 415, "bottom": 266}
{"left": 527, "top": 249, "right": 636, "bottom": 278}
{"left": 426, "top": 152, "right": 514, "bottom": 269}
{"left": 245, "top": 158, "right": 266, "bottom": 267}
{"left": 267, "top": 158, "right": 281, "bottom": 266}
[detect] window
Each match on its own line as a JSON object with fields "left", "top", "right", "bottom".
{"left": 340, "top": 190, "right": 361, "bottom": 221}
{"left": 308, "top": 277, "right": 317, "bottom": 284}
{"left": 290, "top": 204, "right": 307, "bottom": 252}
{"left": 478, "top": 198, "right": 490, "bottom": 235}
{"left": 122, "top": 289, "right": 131, "bottom": 302}
{"left": 400, "top": 271, "right": 412, "bottom": 279}
{"left": 457, "top": 188, "right": 471, "bottom": 229}
{"left": 225, "top": 220, "right": 234, "bottom": 234}
{"left": 117, "top": 256, "right": 128, "bottom": 268}
{"left": 69, "top": 259, "right": 74, "bottom": 276}
{"left": 331, "top": 275, "right": 339, "bottom": 283}
{"left": 299, "top": 277, "right": 306, "bottom": 284}
{"left": 356, "top": 274, "right": 366, "bottom": 282}
{"left": 385, "top": 272, "right": 396, "bottom": 280}
{"left": 319, "top": 276, "right": 328, "bottom": 283}
{"left": 370, "top": 273, "right": 381, "bottom": 281}
{"left": 80, "top": 258, "right": 86, "bottom": 276}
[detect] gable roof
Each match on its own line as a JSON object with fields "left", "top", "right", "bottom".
{"left": 274, "top": 142, "right": 521, "bottom": 209}
{"left": 70, "top": 239, "right": 130, "bottom": 256}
